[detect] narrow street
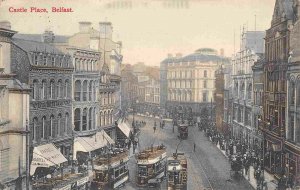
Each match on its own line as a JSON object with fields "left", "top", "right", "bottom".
{"left": 124, "top": 115, "right": 254, "bottom": 190}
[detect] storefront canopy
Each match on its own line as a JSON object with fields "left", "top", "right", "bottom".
{"left": 30, "top": 143, "right": 67, "bottom": 175}
{"left": 73, "top": 130, "right": 115, "bottom": 159}
{"left": 117, "top": 121, "right": 131, "bottom": 138}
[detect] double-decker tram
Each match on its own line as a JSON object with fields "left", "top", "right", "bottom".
{"left": 91, "top": 148, "right": 129, "bottom": 190}
{"left": 177, "top": 120, "right": 189, "bottom": 139}
{"left": 167, "top": 153, "right": 187, "bottom": 190}
{"left": 136, "top": 144, "right": 167, "bottom": 188}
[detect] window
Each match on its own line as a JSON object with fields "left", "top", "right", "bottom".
{"left": 42, "top": 116, "right": 46, "bottom": 139}
{"left": 32, "top": 80, "right": 39, "bottom": 100}
{"left": 74, "top": 109, "right": 81, "bottom": 131}
{"left": 203, "top": 92, "right": 207, "bottom": 102}
{"left": 89, "top": 81, "right": 93, "bottom": 101}
{"left": 41, "top": 80, "right": 46, "bottom": 100}
{"left": 32, "top": 118, "right": 38, "bottom": 141}
{"left": 60, "top": 57, "right": 64, "bottom": 67}
{"left": 89, "top": 108, "right": 92, "bottom": 130}
{"left": 58, "top": 114, "right": 62, "bottom": 136}
{"left": 203, "top": 80, "right": 207, "bottom": 88}
{"left": 51, "top": 57, "right": 55, "bottom": 66}
{"left": 75, "top": 80, "right": 81, "bottom": 101}
{"left": 50, "top": 80, "right": 55, "bottom": 99}
{"left": 65, "top": 80, "right": 69, "bottom": 98}
{"left": 65, "top": 113, "right": 69, "bottom": 134}
{"left": 57, "top": 80, "right": 62, "bottom": 98}
{"left": 43, "top": 55, "right": 47, "bottom": 65}
{"left": 34, "top": 54, "right": 38, "bottom": 65}
{"left": 50, "top": 115, "right": 54, "bottom": 138}
{"left": 83, "top": 81, "right": 88, "bottom": 101}
{"left": 82, "top": 108, "right": 87, "bottom": 131}
{"left": 204, "top": 70, "right": 207, "bottom": 78}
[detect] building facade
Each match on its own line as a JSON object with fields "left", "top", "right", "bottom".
{"left": 0, "top": 21, "right": 30, "bottom": 190}
{"left": 162, "top": 48, "right": 229, "bottom": 117}
{"left": 12, "top": 34, "right": 74, "bottom": 162}
{"left": 285, "top": 8, "right": 300, "bottom": 184}
{"left": 120, "top": 64, "right": 139, "bottom": 113}
{"left": 231, "top": 31, "right": 265, "bottom": 149}
{"left": 261, "top": 0, "right": 294, "bottom": 177}
{"left": 144, "top": 68, "right": 160, "bottom": 116}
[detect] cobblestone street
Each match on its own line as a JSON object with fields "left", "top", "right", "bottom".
{"left": 124, "top": 115, "right": 254, "bottom": 190}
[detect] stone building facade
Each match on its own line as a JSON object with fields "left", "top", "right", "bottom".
{"left": 162, "top": 48, "right": 229, "bottom": 117}
{"left": 11, "top": 35, "right": 74, "bottom": 161}
{"left": 144, "top": 67, "right": 160, "bottom": 115}
{"left": 231, "top": 31, "right": 265, "bottom": 149}
{"left": 261, "top": 0, "right": 294, "bottom": 177}
{"left": 285, "top": 7, "right": 300, "bottom": 183}
{"left": 0, "top": 22, "right": 30, "bottom": 190}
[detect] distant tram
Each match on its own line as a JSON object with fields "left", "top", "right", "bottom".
{"left": 177, "top": 121, "right": 189, "bottom": 139}
{"left": 167, "top": 153, "right": 187, "bottom": 190}
{"left": 91, "top": 148, "right": 129, "bottom": 190}
{"left": 136, "top": 145, "right": 167, "bottom": 188}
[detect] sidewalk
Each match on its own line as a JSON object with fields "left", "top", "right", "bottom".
{"left": 215, "top": 143, "right": 277, "bottom": 190}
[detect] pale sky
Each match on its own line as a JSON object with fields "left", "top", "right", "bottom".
{"left": 0, "top": 0, "right": 275, "bottom": 66}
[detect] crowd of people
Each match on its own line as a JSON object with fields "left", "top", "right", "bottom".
{"left": 197, "top": 122, "right": 295, "bottom": 190}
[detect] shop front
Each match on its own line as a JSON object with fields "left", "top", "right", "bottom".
{"left": 264, "top": 133, "right": 284, "bottom": 177}
{"left": 284, "top": 141, "right": 300, "bottom": 185}
{"left": 116, "top": 121, "right": 132, "bottom": 145}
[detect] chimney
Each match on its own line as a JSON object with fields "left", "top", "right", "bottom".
{"left": 99, "top": 22, "right": 113, "bottom": 39}
{"left": 43, "top": 30, "right": 55, "bottom": 43}
{"left": 175, "top": 53, "right": 182, "bottom": 58}
{"left": 79, "top": 21, "right": 92, "bottom": 33}
{"left": 0, "top": 21, "right": 11, "bottom": 30}
{"left": 220, "top": 48, "right": 224, "bottom": 57}
{"left": 167, "top": 54, "right": 173, "bottom": 58}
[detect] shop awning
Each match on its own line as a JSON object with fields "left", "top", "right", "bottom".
{"left": 30, "top": 143, "right": 67, "bottom": 175}
{"left": 117, "top": 121, "right": 131, "bottom": 138}
{"left": 73, "top": 130, "right": 115, "bottom": 159}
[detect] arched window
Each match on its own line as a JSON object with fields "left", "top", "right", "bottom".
{"left": 50, "top": 115, "right": 54, "bottom": 137}
{"left": 93, "top": 81, "right": 96, "bottom": 101}
{"left": 100, "top": 112, "right": 103, "bottom": 126}
{"left": 89, "top": 108, "right": 92, "bottom": 130}
{"left": 74, "top": 81, "right": 81, "bottom": 101}
{"left": 297, "top": 85, "right": 300, "bottom": 105}
{"left": 74, "top": 109, "right": 81, "bottom": 131}
{"left": 89, "top": 81, "right": 93, "bottom": 101}
{"left": 32, "top": 118, "right": 38, "bottom": 141}
{"left": 110, "top": 110, "right": 113, "bottom": 124}
{"left": 42, "top": 116, "right": 46, "bottom": 139}
{"left": 65, "top": 80, "right": 69, "bottom": 98}
{"left": 32, "top": 80, "right": 39, "bottom": 100}
{"left": 83, "top": 81, "right": 88, "bottom": 101}
{"left": 75, "top": 58, "right": 80, "bottom": 71}
{"left": 57, "top": 80, "right": 62, "bottom": 98}
{"left": 60, "top": 56, "right": 64, "bottom": 67}
{"left": 248, "top": 83, "right": 252, "bottom": 100}
{"left": 58, "top": 113, "right": 62, "bottom": 136}
{"left": 49, "top": 80, "right": 55, "bottom": 99}
{"left": 82, "top": 108, "right": 87, "bottom": 131}
{"left": 291, "top": 82, "right": 295, "bottom": 105}
{"left": 65, "top": 113, "right": 69, "bottom": 134}
{"left": 41, "top": 80, "right": 47, "bottom": 100}
{"left": 103, "top": 111, "right": 106, "bottom": 125}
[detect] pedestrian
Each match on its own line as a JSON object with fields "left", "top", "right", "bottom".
{"left": 193, "top": 142, "right": 196, "bottom": 152}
